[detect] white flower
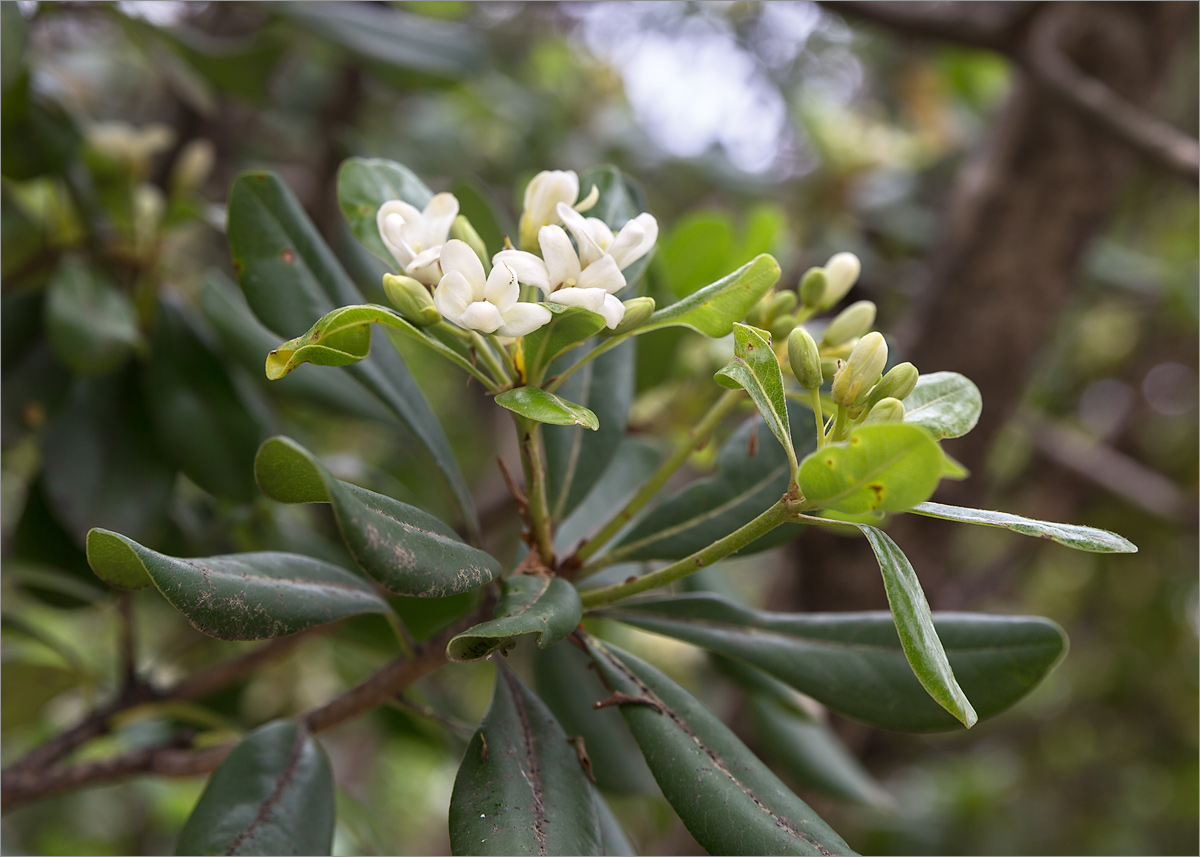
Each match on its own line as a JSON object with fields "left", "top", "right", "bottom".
{"left": 518, "top": 170, "right": 598, "bottom": 251}
{"left": 377, "top": 193, "right": 459, "bottom": 286}
{"left": 495, "top": 225, "right": 628, "bottom": 329}
{"left": 434, "top": 240, "right": 551, "bottom": 337}
{"left": 555, "top": 202, "right": 658, "bottom": 271}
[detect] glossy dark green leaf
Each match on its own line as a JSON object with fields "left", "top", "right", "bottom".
{"left": 715, "top": 323, "right": 794, "bottom": 465}
{"left": 582, "top": 637, "right": 855, "bottom": 856}
{"left": 495, "top": 387, "right": 599, "bottom": 430}
{"left": 545, "top": 341, "right": 636, "bottom": 523}
{"left": 227, "top": 170, "right": 477, "bottom": 535}
{"left": 176, "top": 720, "right": 335, "bottom": 856}
{"left": 452, "top": 175, "right": 512, "bottom": 258}
{"left": 447, "top": 575, "right": 582, "bottom": 662}
{"left": 748, "top": 695, "right": 888, "bottom": 807}
{"left": 642, "top": 254, "right": 780, "bottom": 337}
{"left": 556, "top": 437, "right": 661, "bottom": 553}
{"left": 603, "top": 593, "right": 1066, "bottom": 731}
{"left": 902, "top": 371, "right": 982, "bottom": 439}
{"left": 522, "top": 304, "right": 608, "bottom": 385}
{"left": 143, "top": 299, "right": 264, "bottom": 502}
{"left": 140, "top": 22, "right": 285, "bottom": 104}
{"left": 593, "top": 787, "right": 637, "bottom": 856}
{"left": 1, "top": 338, "right": 71, "bottom": 445}
{"left": 577, "top": 166, "right": 652, "bottom": 291}
{"left": 911, "top": 501, "right": 1138, "bottom": 553}
{"left": 0, "top": 72, "right": 79, "bottom": 180}
{"left": 449, "top": 664, "right": 602, "bottom": 856}
{"left": 338, "top": 157, "right": 434, "bottom": 269}
{"left": 44, "top": 257, "right": 142, "bottom": 375}
{"left": 797, "top": 423, "right": 943, "bottom": 514}
{"left": 532, "top": 638, "right": 657, "bottom": 796}
{"left": 254, "top": 436, "right": 498, "bottom": 597}
{"left": 86, "top": 528, "right": 390, "bottom": 640}
{"left": 858, "top": 525, "right": 976, "bottom": 727}
{"left": 41, "top": 369, "right": 175, "bottom": 546}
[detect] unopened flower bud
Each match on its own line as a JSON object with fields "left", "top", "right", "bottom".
{"left": 788, "top": 327, "right": 823, "bottom": 391}
{"left": 799, "top": 267, "right": 827, "bottom": 308}
{"left": 867, "top": 362, "right": 919, "bottom": 408}
{"left": 821, "top": 356, "right": 840, "bottom": 382}
{"left": 863, "top": 397, "right": 906, "bottom": 424}
{"left": 818, "top": 252, "right": 861, "bottom": 309}
{"left": 450, "top": 215, "right": 489, "bottom": 267}
{"left": 767, "top": 290, "right": 798, "bottom": 320}
{"left": 832, "top": 331, "right": 887, "bottom": 407}
{"left": 745, "top": 293, "right": 771, "bottom": 327}
{"left": 821, "top": 300, "right": 876, "bottom": 347}
{"left": 769, "top": 314, "right": 797, "bottom": 342}
{"left": 383, "top": 273, "right": 440, "bottom": 327}
{"left": 604, "top": 296, "right": 656, "bottom": 335}
{"left": 169, "top": 138, "right": 215, "bottom": 196}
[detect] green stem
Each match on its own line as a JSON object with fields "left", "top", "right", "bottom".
{"left": 570, "top": 389, "right": 743, "bottom": 572}
{"left": 832, "top": 403, "right": 848, "bottom": 442}
{"left": 545, "top": 333, "right": 629, "bottom": 394}
{"left": 517, "top": 417, "right": 556, "bottom": 565}
{"left": 579, "top": 500, "right": 792, "bottom": 609}
{"left": 809, "top": 387, "right": 826, "bottom": 447}
{"left": 470, "top": 332, "right": 512, "bottom": 387}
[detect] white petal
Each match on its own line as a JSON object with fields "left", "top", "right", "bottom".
{"left": 556, "top": 202, "right": 605, "bottom": 267}
{"left": 496, "top": 302, "right": 552, "bottom": 338}
{"left": 548, "top": 287, "right": 607, "bottom": 314}
{"left": 434, "top": 272, "right": 474, "bottom": 320}
{"left": 608, "top": 213, "right": 658, "bottom": 269}
{"left": 377, "top": 201, "right": 417, "bottom": 267}
{"left": 576, "top": 254, "right": 626, "bottom": 294}
{"left": 438, "top": 239, "right": 486, "bottom": 297}
{"left": 538, "top": 225, "right": 580, "bottom": 289}
{"left": 599, "top": 293, "right": 626, "bottom": 329}
{"left": 404, "top": 246, "right": 444, "bottom": 285}
{"left": 574, "top": 182, "right": 599, "bottom": 213}
{"left": 484, "top": 262, "right": 520, "bottom": 314}
{"left": 422, "top": 192, "right": 460, "bottom": 245}
{"left": 458, "top": 301, "right": 504, "bottom": 334}
{"left": 524, "top": 170, "right": 578, "bottom": 221}
{"left": 493, "top": 249, "right": 550, "bottom": 292}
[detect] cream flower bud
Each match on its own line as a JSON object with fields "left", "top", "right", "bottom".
{"left": 863, "top": 397, "right": 906, "bottom": 424}
{"left": 788, "top": 327, "right": 823, "bottom": 391}
{"left": 519, "top": 170, "right": 579, "bottom": 251}
{"left": 383, "top": 274, "right": 440, "bottom": 327}
{"left": 867, "top": 362, "right": 919, "bottom": 409}
{"left": 822, "top": 300, "right": 877, "bottom": 347}
{"left": 832, "top": 331, "right": 887, "bottom": 408}
{"left": 818, "top": 252, "right": 862, "bottom": 310}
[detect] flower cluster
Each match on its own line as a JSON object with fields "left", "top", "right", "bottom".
{"left": 376, "top": 169, "right": 657, "bottom": 338}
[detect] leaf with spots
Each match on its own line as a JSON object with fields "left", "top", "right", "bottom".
{"left": 910, "top": 501, "right": 1137, "bottom": 553}
{"left": 797, "top": 423, "right": 942, "bottom": 514}
{"left": 449, "top": 663, "right": 602, "bottom": 856}
{"left": 447, "top": 575, "right": 582, "bottom": 662}
{"left": 175, "top": 720, "right": 335, "bottom": 855}
{"left": 85, "top": 529, "right": 390, "bottom": 641}
{"left": 254, "top": 436, "right": 499, "bottom": 598}
{"left": 581, "top": 636, "right": 855, "bottom": 856}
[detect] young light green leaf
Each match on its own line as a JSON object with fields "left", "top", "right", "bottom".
{"left": 44, "top": 257, "right": 142, "bottom": 376}
{"left": 797, "top": 423, "right": 943, "bottom": 514}
{"left": 86, "top": 529, "right": 390, "bottom": 640}
{"left": 911, "top": 501, "right": 1137, "bottom": 553}
{"left": 447, "top": 575, "right": 582, "bottom": 662}
{"left": 902, "top": 371, "right": 982, "bottom": 439}
{"left": 449, "top": 663, "right": 602, "bottom": 856}
{"left": 715, "top": 323, "right": 795, "bottom": 469}
{"left": 175, "top": 720, "right": 335, "bottom": 856}
{"left": 254, "top": 436, "right": 498, "bottom": 597}
{"left": 641, "top": 254, "right": 780, "bottom": 337}
{"left": 495, "top": 387, "right": 599, "bottom": 430}
{"left": 603, "top": 593, "right": 1066, "bottom": 731}
{"left": 858, "top": 525, "right": 977, "bottom": 727}
{"left": 582, "top": 636, "right": 855, "bottom": 856}
{"left": 337, "top": 157, "right": 434, "bottom": 268}
{"left": 522, "top": 304, "right": 608, "bottom": 385}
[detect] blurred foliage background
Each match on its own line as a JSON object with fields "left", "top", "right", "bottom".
{"left": 1, "top": 2, "right": 1195, "bottom": 854}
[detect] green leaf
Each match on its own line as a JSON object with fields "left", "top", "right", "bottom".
{"left": 748, "top": 695, "right": 889, "bottom": 807}
{"left": 227, "top": 170, "right": 477, "bottom": 535}
{"left": 641, "top": 254, "right": 780, "bottom": 337}
{"left": 0, "top": 72, "right": 79, "bottom": 180}
{"left": 176, "top": 720, "right": 335, "bottom": 856}
{"left": 715, "top": 323, "right": 794, "bottom": 467}
{"left": 143, "top": 298, "right": 264, "bottom": 502}
{"left": 495, "top": 387, "right": 599, "bottom": 430}
{"left": 582, "top": 637, "right": 855, "bottom": 856}
{"left": 902, "top": 371, "right": 982, "bottom": 439}
{"left": 577, "top": 166, "right": 651, "bottom": 291}
{"left": 522, "top": 304, "right": 607, "bottom": 385}
{"left": 254, "top": 436, "right": 498, "bottom": 597}
{"left": 41, "top": 369, "right": 176, "bottom": 546}
{"left": 85, "top": 529, "right": 390, "bottom": 640}
{"left": 447, "top": 575, "right": 582, "bottom": 662}
{"left": 533, "top": 638, "right": 657, "bottom": 796}
{"left": 593, "top": 786, "right": 637, "bottom": 856}
{"left": 545, "top": 341, "right": 637, "bottom": 524}
{"left": 603, "top": 593, "right": 1066, "bottom": 731}
{"left": 556, "top": 437, "right": 661, "bottom": 553}
{"left": 338, "top": 157, "right": 434, "bottom": 269}
{"left": 44, "top": 257, "right": 142, "bottom": 375}
{"left": 858, "top": 525, "right": 977, "bottom": 727}
{"left": 662, "top": 211, "right": 735, "bottom": 298}
{"left": 797, "top": 423, "right": 943, "bottom": 514}
{"left": 911, "top": 501, "right": 1137, "bottom": 553}
{"left": 449, "top": 663, "right": 602, "bottom": 856}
